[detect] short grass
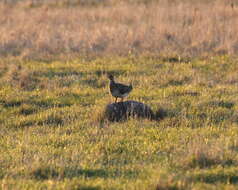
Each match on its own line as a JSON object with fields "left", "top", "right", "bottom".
{"left": 1, "top": 55, "right": 238, "bottom": 190}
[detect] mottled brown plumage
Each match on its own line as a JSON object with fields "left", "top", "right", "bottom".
{"left": 108, "top": 74, "right": 132, "bottom": 103}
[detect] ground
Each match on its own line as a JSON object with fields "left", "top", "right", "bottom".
{"left": 0, "top": 55, "right": 238, "bottom": 190}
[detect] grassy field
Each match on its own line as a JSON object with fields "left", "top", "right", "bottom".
{"left": 1, "top": 0, "right": 238, "bottom": 189}
{"left": 1, "top": 55, "right": 238, "bottom": 190}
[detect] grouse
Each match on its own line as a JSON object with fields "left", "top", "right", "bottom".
{"left": 108, "top": 74, "right": 132, "bottom": 103}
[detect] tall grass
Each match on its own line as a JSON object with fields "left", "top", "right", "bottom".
{"left": 0, "top": 0, "right": 237, "bottom": 59}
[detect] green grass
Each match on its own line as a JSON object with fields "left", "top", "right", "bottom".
{"left": 1, "top": 55, "right": 238, "bottom": 190}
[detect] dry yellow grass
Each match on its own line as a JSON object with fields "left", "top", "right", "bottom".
{"left": 0, "top": 0, "right": 237, "bottom": 59}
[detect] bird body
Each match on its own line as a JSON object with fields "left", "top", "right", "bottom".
{"left": 108, "top": 75, "right": 132, "bottom": 103}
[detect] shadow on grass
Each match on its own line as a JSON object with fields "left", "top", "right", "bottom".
{"left": 30, "top": 99, "right": 72, "bottom": 108}
{"left": 193, "top": 173, "right": 238, "bottom": 184}
{"left": 199, "top": 100, "right": 234, "bottom": 109}
{"left": 209, "top": 109, "right": 234, "bottom": 124}
{"left": 81, "top": 78, "right": 106, "bottom": 88}
{"left": 38, "top": 115, "right": 64, "bottom": 126}
{"left": 210, "top": 100, "right": 234, "bottom": 109}
{"left": 0, "top": 100, "right": 22, "bottom": 108}
{"left": 162, "top": 77, "right": 191, "bottom": 87}
{"left": 31, "top": 167, "right": 139, "bottom": 180}
{"left": 162, "top": 56, "right": 191, "bottom": 63}
{"left": 0, "top": 98, "right": 72, "bottom": 109}
{"left": 31, "top": 167, "right": 102, "bottom": 190}
{"left": 186, "top": 155, "right": 235, "bottom": 169}
{"left": 172, "top": 91, "right": 200, "bottom": 97}
{"left": 16, "top": 115, "right": 65, "bottom": 128}
{"left": 36, "top": 70, "right": 83, "bottom": 79}
{"left": 0, "top": 168, "right": 4, "bottom": 179}
{"left": 75, "top": 186, "right": 101, "bottom": 190}
{"left": 156, "top": 184, "right": 179, "bottom": 190}
{"left": 19, "top": 107, "right": 36, "bottom": 115}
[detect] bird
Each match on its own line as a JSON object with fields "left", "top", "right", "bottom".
{"left": 108, "top": 74, "right": 133, "bottom": 103}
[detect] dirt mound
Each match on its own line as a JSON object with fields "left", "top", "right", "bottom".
{"left": 103, "top": 101, "right": 165, "bottom": 122}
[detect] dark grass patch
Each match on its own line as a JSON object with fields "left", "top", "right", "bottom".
{"left": 31, "top": 167, "right": 60, "bottom": 180}
{"left": 161, "top": 107, "right": 181, "bottom": 118}
{"left": 64, "top": 168, "right": 139, "bottom": 179}
{"left": 222, "top": 159, "right": 236, "bottom": 166}
{"left": 82, "top": 78, "right": 106, "bottom": 88}
{"left": 209, "top": 109, "right": 234, "bottom": 124}
{"left": 211, "top": 101, "right": 234, "bottom": 109}
{"left": 0, "top": 168, "right": 4, "bottom": 179}
{"left": 14, "top": 120, "right": 35, "bottom": 128}
{"left": 1, "top": 97, "right": 72, "bottom": 111}
{"left": 163, "top": 77, "right": 191, "bottom": 87}
{"left": 67, "top": 169, "right": 109, "bottom": 178}
{"left": 19, "top": 105, "right": 36, "bottom": 115}
{"left": 1, "top": 100, "right": 22, "bottom": 108}
{"left": 30, "top": 99, "right": 55, "bottom": 108}
{"left": 154, "top": 108, "right": 168, "bottom": 121}
{"left": 200, "top": 100, "right": 234, "bottom": 109}
{"left": 166, "top": 79, "right": 185, "bottom": 87}
{"left": 35, "top": 70, "right": 83, "bottom": 79}
{"left": 38, "top": 115, "right": 64, "bottom": 126}
{"left": 192, "top": 173, "right": 238, "bottom": 184}
{"left": 162, "top": 56, "right": 191, "bottom": 63}
{"left": 173, "top": 91, "right": 200, "bottom": 97}
{"left": 30, "top": 98, "right": 72, "bottom": 108}
{"left": 30, "top": 167, "right": 138, "bottom": 180}
{"left": 230, "top": 145, "right": 238, "bottom": 152}
{"left": 156, "top": 184, "right": 179, "bottom": 190}
{"left": 187, "top": 155, "right": 220, "bottom": 169}
{"left": 197, "top": 113, "right": 207, "bottom": 120}
{"left": 194, "top": 101, "right": 235, "bottom": 124}
{"left": 194, "top": 102, "right": 234, "bottom": 124}
{"left": 74, "top": 186, "right": 101, "bottom": 190}
{"left": 13, "top": 114, "right": 65, "bottom": 128}
{"left": 19, "top": 108, "right": 35, "bottom": 115}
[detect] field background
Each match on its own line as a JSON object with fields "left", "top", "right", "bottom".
{"left": 1, "top": 0, "right": 238, "bottom": 190}
{"left": 1, "top": 0, "right": 238, "bottom": 59}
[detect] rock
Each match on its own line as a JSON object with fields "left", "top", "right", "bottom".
{"left": 104, "top": 101, "right": 155, "bottom": 122}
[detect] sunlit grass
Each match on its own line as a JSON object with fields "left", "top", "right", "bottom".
{"left": 0, "top": 55, "right": 238, "bottom": 189}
